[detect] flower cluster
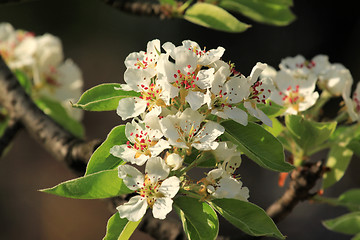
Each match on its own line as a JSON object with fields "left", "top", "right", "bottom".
{"left": 0, "top": 22, "right": 83, "bottom": 120}
{"left": 112, "top": 39, "right": 267, "bottom": 222}
{"left": 262, "top": 54, "right": 354, "bottom": 116}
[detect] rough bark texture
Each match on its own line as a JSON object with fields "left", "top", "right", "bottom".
{"left": 0, "top": 118, "right": 22, "bottom": 156}
{"left": 266, "top": 161, "right": 325, "bottom": 223}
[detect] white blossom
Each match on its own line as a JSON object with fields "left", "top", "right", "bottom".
{"left": 343, "top": 81, "right": 360, "bottom": 122}
{"left": 160, "top": 108, "right": 224, "bottom": 151}
{"left": 110, "top": 120, "right": 170, "bottom": 166}
{"left": 117, "top": 157, "right": 180, "bottom": 222}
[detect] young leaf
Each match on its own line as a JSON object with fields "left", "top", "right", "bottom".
{"left": 184, "top": 148, "right": 217, "bottom": 168}
{"left": 184, "top": 3, "right": 250, "bottom": 33}
{"left": 285, "top": 115, "right": 337, "bottom": 155}
{"left": 263, "top": 117, "right": 283, "bottom": 137}
{"left": 322, "top": 145, "right": 353, "bottom": 189}
{"left": 14, "top": 70, "right": 32, "bottom": 94}
{"left": 35, "top": 96, "right": 84, "bottom": 138}
{"left": 174, "top": 196, "right": 219, "bottom": 240}
{"left": 85, "top": 125, "right": 126, "bottom": 175}
{"left": 40, "top": 169, "right": 133, "bottom": 199}
{"left": 338, "top": 189, "right": 360, "bottom": 212}
{"left": 73, "top": 83, "right": 140, "bottom": 111}
{"left": 218, "top": 0, "right": 296, "bottom": 26}
{"left": 103, "top": 212, "right": 142, "bottom": 240}
{"left": 323, "top": 211, "right": 360, "bottom": 235}
{"left": 210, "top": 198, "right": 285, "bottom": 239}
{"left": 221, "top": 120, "right": 293, "bottom": 172}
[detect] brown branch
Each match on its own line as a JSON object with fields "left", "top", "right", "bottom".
{"left": 266, "top": 161, "right": 325, "bottom": 223}
{"left": 101, "top": 0, "right": 164, "bottom": 17}
{"left": 0, "top": 117, "right": 22, "bottom": 156}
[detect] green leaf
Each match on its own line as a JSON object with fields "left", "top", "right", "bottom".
{"left": 221, "top": 120, "right": 293, "bottom": 172}
{"left": 159, "top": 0, "right": 176, "bottom": 5}
{"left": 263, "top": 117, "right": 283, "bottom": 137}
{"left": 14, "top": 70, "right": 32, "bottom": 95}
{"left": 0, "top": 113, "right": 8, "bottom": 137}
{"left": 210, "top": 198, "right": 285, "bottom": 239}
{"left": 184, "top": 3, "right": 250, "bottom": 33}
{"left": 257, "top": 102, "right": 286, "bottom": 118}
{"left": 41, "top": 169, "right": 133, "bottom": 199}
{"left": 353, "top": 233, "right": 360, "bottom": 240}
{"left": 35, "top": 96, "right": 84, "bottom": 138}
{"left": 103, "top": 212, "right": 141, "bottom": 240}
{"left": 339, "top": 189, "right": 360, "bottom": 212}
{"left": 85, "top": 125, "right": 127, "bottom": 175}
{"left": 174, "top": 196, "right": 219, "bottom": 240}
{"left": 285, "top": 115, "right": 337, "bottom": 155}
{"left": 323, "top": 211, "right": 360, "bottom": 235}
{"left": 218, "top": 0, "right": 296, "bottom": 26}
{"left": 73, "top": 83, "right": 140, "bottom": 111}
{"left": 323, "top": 145, "right": 353, "bottom": 189}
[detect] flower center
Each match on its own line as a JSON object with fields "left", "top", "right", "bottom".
{"left": 279, "top": 85, "right": 304, "bottom": 111}
{"left": 139, "top": 83, "right": 165, "bottom": 110}
{"left": 173, "top": 66, "right": 200, "bottom": 90}
{"left": 296, "top": 60, "right": 316, "bottom": 69}
{"left": 249, "top": 81, "right": 271, "bottom": 104}
{"left": 138, "top": 175, "right": 164, "bottom": 208}
{"left": 353, "top": 92, "right": 360, "bottom": 113}
{"left": 127, "top": 129, "right": 157, "bottom": 158}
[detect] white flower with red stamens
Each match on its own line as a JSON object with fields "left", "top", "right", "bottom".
{"left": 163, "top": 40, "right": 225, "bottom": 67}
{"left": 116, "top": 78, "right": 175, "bottom": 121}
{"left": 343, "top": 81, "right": 360, "bottom": 122}
{"left": 157, "top": 46, "right": 214, "bottom": 110}
{"left": 117, "top": 157, "right": 180, "bottom": 222}
{"left": 279, "top": 54, "right": 329, "bottom": 79}
{"left": 240, "top": 63, "right": 273, "bottom": 127}
{"left": 208, "top": 65, "right": 249, "bottom": 125}
{"left": 269, "top": 70, "right": 319, "bottom": 115}
{"left": 160, "top": 108, "right": 224, "bottom": 151}
{"left": 124, "top": 39, "right": 161, "bottom": 79}
{"left": 110, "top": 120, "right": 170, "bottom": 166}
{"left": 0, "top": 22, "right": 36, "bottom": 70}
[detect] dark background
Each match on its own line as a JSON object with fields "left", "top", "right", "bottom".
{"left": 0, "top": 0, "right": 359, "bottom": 239}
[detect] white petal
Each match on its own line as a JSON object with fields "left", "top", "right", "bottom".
{"left": 149, "top": 139, "right": 170, "bottom": 157}
{"left": 166, "top": 153, "right": 184, "bottom": 170}
{"left": 145, "top": 157, "right": 170, "bottom": 182}
{"left": 223, "top": 107, "right": 248, "bottom": 126}
{"left": 192, "top": 141, "right": 219, "bottom": 151}
{"left": 124, "top": 68, "right": 151, "bottom": 90}
{"left": 243, "top": 102, "right": 272, "bottom": 127}
{"left": 117, "top": 97, "right": 147, "bottom": 120}
{"left": 110, "top": 145, "right": 137, "bottom": 164}
{"left": 117, "top": 164, "right": 144, "bottom": 190}
{"left": 185, "top": 91, "right": 205, "bottom": 110}
{"left": 199, "top": 46, "right": 225, "bottom": 66}
{"left": 152, "top": 197, "right": 173, "bottom": 220}
{"left": 117, "top": 196, "right": 148, "bottom": 222}
{"left": 196, "top": 121, "right": 224, "bottom": 143}
{"left": 249, "top": 62, "right": 267, "bottom": 85}
{"left": 158, "top": 176, "right": 181, "bottom": 198}
{"left": 195, "top": 68, "right": 214, "bottom": 89}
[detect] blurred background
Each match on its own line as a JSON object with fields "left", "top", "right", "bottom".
{"left": 0, "top": 0, "right": 360, "bottom": 239}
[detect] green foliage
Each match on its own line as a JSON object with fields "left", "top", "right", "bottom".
{"left": 184, "top": 148, "right": 217, "bottom": 168}
{"left": 221, "top": 120, "right": 293, "bottom": 172}
{"left": 14, "top": 70, "right": 32, "bottom": 95}
{"left": 184, "top": 3, "right": 250, "bottom": 33}
{"left": 285, "top": 115, "right": 337, "bottom": 155}
{"left": 174, "top": 196, "right": 219, "bottom": 240}
{"left": 210, "top": 198, "right": 285, "bottom": 239}
{"left": 35, "top": 96, "right": 84, "bottom": 138}
{"left": 73, "top": 83, "right": 140, "bottom": 111}
{"left": 263, "top": 117, "right": 283, "bottom": 137}
{"left": 40, "top": 169, "right": 132, "bottom": 199}
{"left": 217, "top": 0, "right": 295, "bottom": 26}
{"left": 85, "top": 125, "right": 126, "bottom": 175}
{"left": 322, "top": 145, "right": 353, "bottom": 189}
{"left": 103, "top": 212, "right": 142, "bottom": 240}
{"left": 323, "top": 211, "right": 360, "bottom": 236}
{"left": 338, "top": 189, "right": 360, "bottom": 212}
